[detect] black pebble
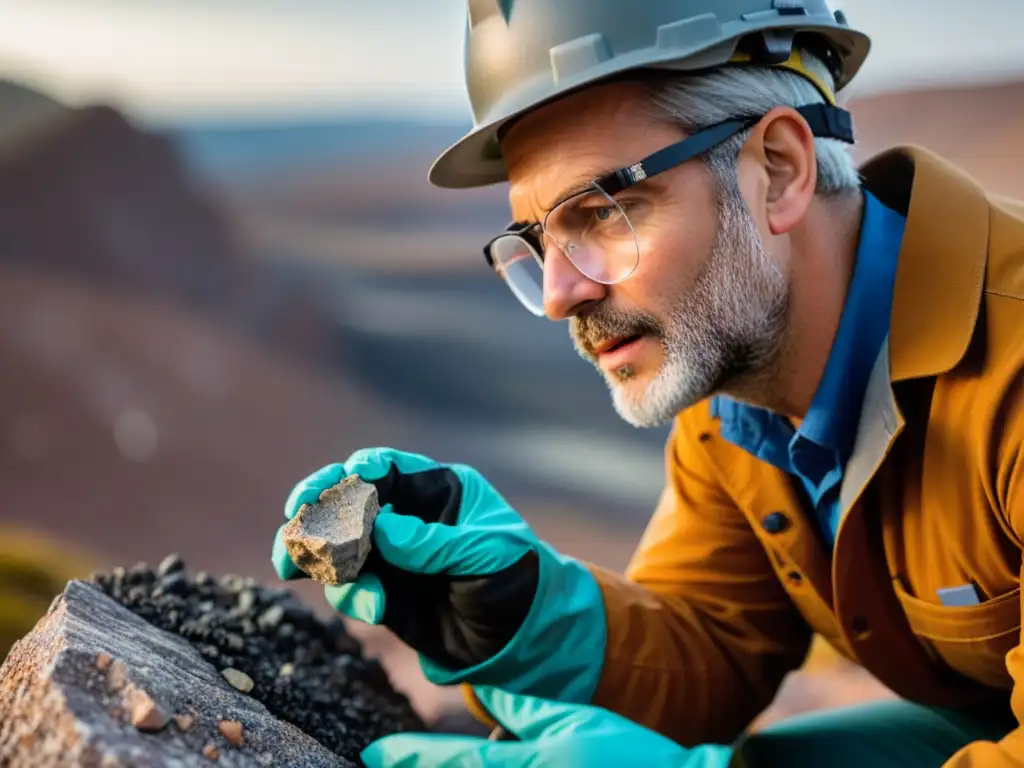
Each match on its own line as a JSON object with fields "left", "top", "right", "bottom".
{"left": 89, "top": 554, "right": 423, "bottom": 763}
{"left": 157, "top": 553, "right": 186, "bottom": 577}
{"left": 154, "top": 572, "right": 189, "bottom": 597}
{"left": 236, "top": 589, "right": 256, "bottom": 614}
{"left": 127, "top": 586, "right": 148, "bottom": 602}
{"left": 258, "top": 605, "right": 285, "bottom": 631}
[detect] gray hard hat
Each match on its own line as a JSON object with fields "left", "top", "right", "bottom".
{"left": 429, "top": 0, "right": 870, "bottom": 189}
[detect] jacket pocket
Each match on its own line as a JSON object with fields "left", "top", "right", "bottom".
{"left": 893, "top": 579, "right": 1021, "bottom": 689}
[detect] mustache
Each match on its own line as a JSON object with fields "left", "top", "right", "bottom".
{"left": 570, "top": 305, "right": 663, "bottom": 359}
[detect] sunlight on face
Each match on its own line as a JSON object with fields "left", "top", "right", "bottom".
{"left": 595, "top": 174, "right": 789, "bottom": 427}
{"left": 504, "top": 82, "right": 790, "bottom": 428}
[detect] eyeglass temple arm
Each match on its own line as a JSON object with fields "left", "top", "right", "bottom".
{"left": 601, "top": 104, "right": 854, "bottom": 195}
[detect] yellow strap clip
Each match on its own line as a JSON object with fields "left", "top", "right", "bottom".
{"left": 729, "top": 48, "right": 838, "bottom": 106}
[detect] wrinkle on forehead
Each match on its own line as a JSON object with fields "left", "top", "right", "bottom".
{"left": 508, "top": 158, "right": 614, "bottom": 225}
{"left": 501, "top": 80, "right": 670, "bottom": 225}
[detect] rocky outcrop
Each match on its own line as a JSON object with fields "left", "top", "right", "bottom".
{"left": 0, "top": 558, "right": 432, "bottom": 768}
{"left": 0, "top": 580, "right": 351, "bottom": 767}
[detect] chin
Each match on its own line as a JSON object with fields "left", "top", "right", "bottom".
{"left": 607, "top": 360, "right": 712, "bottom": 428}
{"left": 608, "top": 377, "right": 678, "bottom": 429}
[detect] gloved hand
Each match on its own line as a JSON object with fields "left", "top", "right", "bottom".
{"left": 361, "top": 686, "right": 734, "bottom": 768}
{"left": 271, "top": 448, "right": 606, "bottom": 702}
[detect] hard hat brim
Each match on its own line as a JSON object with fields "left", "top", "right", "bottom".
{"left": 429, "top": 24, "right": 870, "bottom": 189}
{"left": 429, "top": 123, "right": 510, "bottom": 189}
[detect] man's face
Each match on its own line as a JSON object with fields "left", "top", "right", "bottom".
{"left": 502, "top": 81, "right": 790, "bottom": 428}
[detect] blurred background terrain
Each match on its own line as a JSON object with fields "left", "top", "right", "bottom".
{"left": 1, "top": 0, "right": 1022, "bottom": 734}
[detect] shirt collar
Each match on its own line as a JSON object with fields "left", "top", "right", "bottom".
{"left": 797, "top": 190, "right": 906, "bottom": 454}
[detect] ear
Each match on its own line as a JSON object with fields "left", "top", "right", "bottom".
{"left": 743, "top": 106, "right": 817, "bottom": 236}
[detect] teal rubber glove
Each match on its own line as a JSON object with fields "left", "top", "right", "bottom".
{"left": 271, "top": 448, "right": 606, "bottom": 702}
{"left": 362, "top": 686, "right": 735, "bottom": 768}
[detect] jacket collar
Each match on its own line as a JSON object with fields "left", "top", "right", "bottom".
{"left": 859, "top": 146, "right": 990, "bottom": 382}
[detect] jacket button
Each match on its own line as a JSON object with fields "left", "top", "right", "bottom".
{"left": 761, "top": 512, "right": 790, "bottom": 534}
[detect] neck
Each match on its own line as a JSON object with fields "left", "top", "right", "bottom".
{"left": 735, "top": 189, "right": 866, "bottom": 419}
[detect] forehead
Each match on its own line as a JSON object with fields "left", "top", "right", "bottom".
{"left": 500, "top": 80, "right": 684, "bottom": 221}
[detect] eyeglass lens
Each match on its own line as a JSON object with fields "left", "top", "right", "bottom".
{"left": 489, "top": 233, "right": 545, "bottom": 316}
{"left": 490, "top": 182, "right": 640, "bottom": 315}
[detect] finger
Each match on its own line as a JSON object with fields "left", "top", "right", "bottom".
{"left": 323, "top": 573, "right": 386, "bottom": 625}
{"left": 473, "top": 686, "right": 594, "bottom": 742}
{"left": 361, "top": 732, "right": 532, "bottom": 768}
{"left": 343, "top": 447, "right": 439, "bottom": 482}
{"left": 478, "top": 689, "right": 697, "bottom": 767}
{"left": 372, "top": 511, "right": 528, "bottom": 576}
{"left": 284, "top": 463, "right": 346, "bottom": 519}
{"left": 271, "top": 523, "right": 306, "bottom": 581}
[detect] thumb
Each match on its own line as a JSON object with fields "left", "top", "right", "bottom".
{"left": 372, "top": 510, "right": 529, "bottom": 576}
{"left": 361, "top": 732, "right": 534, "bottom": 768}
{"left": 323, "top": 573, "right": 385, "bottom": 625}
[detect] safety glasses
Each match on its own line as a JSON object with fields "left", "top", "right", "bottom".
{"left": 483, "top": 104, "right": 853, "bottom": 316}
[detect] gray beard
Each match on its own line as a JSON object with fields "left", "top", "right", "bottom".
{"left": 571, "top": 175, "right": 789, "bottom": 428}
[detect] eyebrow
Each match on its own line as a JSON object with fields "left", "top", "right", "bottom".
{"left": 511, "top": 161, "right": 621, "bottom": 228}
{"left": 531, "top": 172, "right": 613, "bottom": 223}
{"left": 544, "top": 179, "right": 595, "bottom": 211}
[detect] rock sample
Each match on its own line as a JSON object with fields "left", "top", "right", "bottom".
{"left": 0, "top": 580, "right": 348, "bottom": 767}
{"left": 88, "top": 557, "right": 424, "bottom": 763}
{"left": 282, "top": 476, "right": 381, "bottom": 585}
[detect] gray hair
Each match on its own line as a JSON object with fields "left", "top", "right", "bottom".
{"left": 643, "top": 50, "right": 861, "bottom": 196}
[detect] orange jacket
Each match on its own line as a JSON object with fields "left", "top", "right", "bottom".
{"left": 583, "top": 146, "right": 1024, "bottom": 766}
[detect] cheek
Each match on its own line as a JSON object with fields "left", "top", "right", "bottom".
{"left": 628, "top": 204, "right": 716, "bottom": 300}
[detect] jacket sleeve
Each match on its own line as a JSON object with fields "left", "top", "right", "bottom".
{"left": 943, "top": 380, "right": 1024, "bottom": 767}
{"left": 586, "top": 406, "right": 812, "bottom": 747}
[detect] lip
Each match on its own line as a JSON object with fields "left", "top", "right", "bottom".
{"left": 595, "top": 334, "right": 646, "bottom": 368}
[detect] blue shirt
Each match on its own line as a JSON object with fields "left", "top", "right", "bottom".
{"left": 710, "top": 191, "right": 906, "bottom": 546}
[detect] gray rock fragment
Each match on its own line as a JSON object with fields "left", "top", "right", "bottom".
{"left": 0, "top": 580, "right": 352, "bottom": 767}
{"left": 282, "top": 475, "right": 380, "bottom": 584}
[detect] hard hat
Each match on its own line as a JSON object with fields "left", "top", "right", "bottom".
{"left": 429, "top": 0, "right": 871, "bottom": 189}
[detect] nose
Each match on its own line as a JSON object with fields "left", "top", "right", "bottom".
{"left": 542, "top": 243, "right": 607, "bottom": 320}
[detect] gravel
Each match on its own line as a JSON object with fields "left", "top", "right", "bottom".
{"left": 90, "top": 554, "right": 424, "bottom": 764}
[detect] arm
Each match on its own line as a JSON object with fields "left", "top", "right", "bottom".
{"left": 588, "top": 405, "right": 812, "bottom": 746}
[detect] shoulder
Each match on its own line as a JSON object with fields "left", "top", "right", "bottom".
{"left": 985, "top": 194, "right": 1024, "bottom": 302}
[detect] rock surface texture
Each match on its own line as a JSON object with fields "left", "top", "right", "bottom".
{"left": 0, "top": 557, "right": 424, "bottom": 766}
{"left": 282, "top": 476, "right": 381, "bottom": 585}
{"left": 0, "top": 580, "right": 346, "bottom": 767}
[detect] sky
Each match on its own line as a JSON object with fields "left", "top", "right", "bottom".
{"left": 0, "top": 0, "right": 1022, "bottom": 124}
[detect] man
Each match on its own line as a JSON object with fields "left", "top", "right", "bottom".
{"left": 272, "top": 1, "right": 1024, "bottom": 765}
